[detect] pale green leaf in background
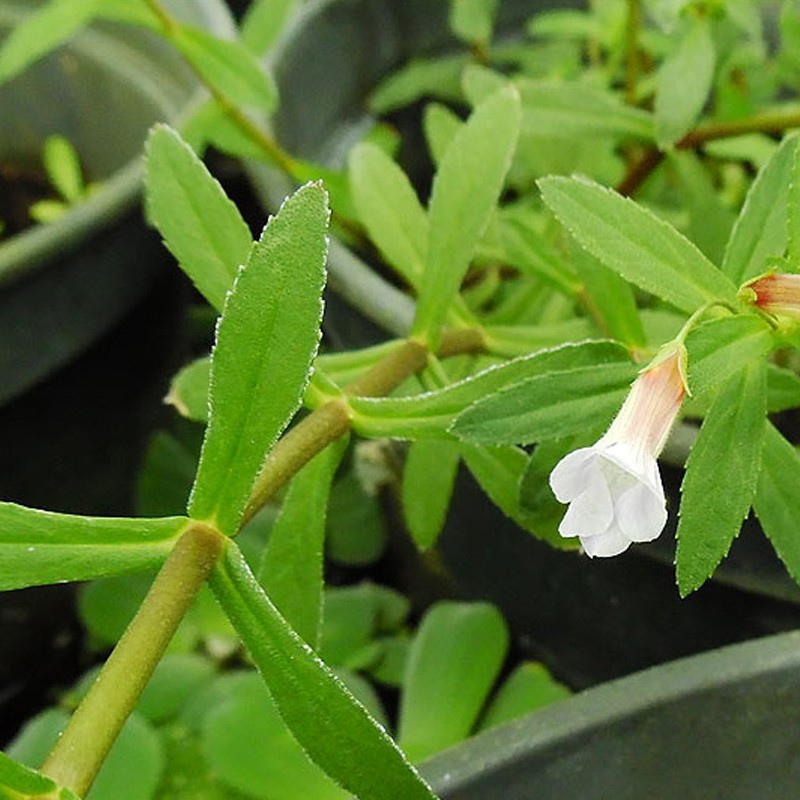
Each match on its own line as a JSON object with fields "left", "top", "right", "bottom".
{"left": 0, "top": 503, "right": 188, "bottom": 591}
{"left": 210, "top": 541, "right": 439, "bottom": 800}
{"left": 477, "top": 662, "right": 570, "bottom": 731}
{"left": 165, "top": 356, "right": 211, "bottom": 423}
{"left": 676, "top": 361, "right": 766, "bottom": 596}
{"left": 171, "top": 24, "right": 278, "bottom": 112}
{"left": 754, "top": 423, "right": 800, "bottom": 586}
{"left": 402, "top": 439, "right": 461, "bottom": 550}
{"left": 0, "top": 750, "right": 55, "bottom": 796}
{"left": 722, "top": 134, "right": 799, "bottom": 283}
{"left": 423, "top": 102, "right": 463, "bottom": 166}
{"left": 241, "top": 0, "right": 300, "bottom": 54}
{"left": 189, "top": 182, "right": 329, "bottom": 536}
{"left": 460, "top": 443, "right": 530, "bottom": 527}
{"left": 145, "top": 126, "right": 253, "bottom": 312}
{"left": 349, "top": 142, "right": 429, "bottom": 289}
{"left": 449, "top": 0, "right": 499, "bottom": 47}
{"left": 450, "top": 361, "right": 637, "bottom": 446}
{"left": 398, "top": 602, "right": 508, "bottom": 762}
{"left": 789, "top": 134, "right": 800, "bottom": 266}
{"left": 0, "top": 0, "right": 104, "bottom": 84}
{"left": 412, "top": 86, "right": 521, "bottom": 347}
{"left": 538, "top": 175, "right": 739, "bottom": 313}
{"left": 257, "top": 440, "right": 347, "bottom": 647}
{"left": 43, "top": 134, "right": 85, "bottom": 204}
{"left": 517, "top": 79, "right": 655, "bottom": 141}
{"left": 202, "top": 672, "right": 348, "bottom": 800}
{"left": 654, "top": 16, "right": 716, "bottom": 146}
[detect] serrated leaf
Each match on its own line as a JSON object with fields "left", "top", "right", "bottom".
{"left": 722, "top": 134, "right": 799, "bottom": 283}
{"left": 349, "top": 143, "right": 428, "bottom": 289}
{"left": 257, "top": 440, "right": 346, "bottom": 647}
{"left": 0, "top": 503, "right": 187, "bottom": 591}
{"left": 754, "top": 423, "right": 800, "bottom": 586}
{"left": 655, "top": 17, "right": 716, "bottom": 146}
{"left": 351, "top": 340, "right": 630, "bottom": 440}
{"left": 412, "top": 86, "right": 521, "bottom": 347}
{"left": 171, "top": 24, "right": 278, "bottom": 112}
{"left": 451, "top": 361, "right": 637, "bottom": 446}
{"left": 449, "top": 0, "right": 499, "bottom": 46}
{"left": 398, "top": 602, "right": 508, "bottom": 762}
{"left": 189, "top": 183, "right": 329, "bottom": 536}
{"left": 209, "top": 541, "right": 438, "bottom": 800}
{"left": 538, "top": 175, "right": 739, "bottom": 313}
{"left": 685, "top": 315, "right": 773, "bottom": 398}
{"left": 0, "top": 0, "right": 104, "bottom": 84}
{"left": 517, "top": 79, "right": 655, "bottom": 141}
{"left": 402, "top": 439, "right": 461, "bottom": 550}
{"left": 0, "top": 751, "right": 55, "bottom": 795}
{"left": 145, "top": 126, "right": 253, "bottom": 312}
{"left": 676, "top": 362, "right": 766, "bottom": 596}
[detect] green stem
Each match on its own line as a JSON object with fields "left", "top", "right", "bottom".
{"left": 145, "top": 0, "right": 297, "bottom": 176}
{"left": 241, "top": 329, "right": 486, "bottom": 527}
{"left": 617, "top": 111, "right": 800, "bottom": 196}
{"left": 41, "top": 523, "right": 225, "bottom": 798}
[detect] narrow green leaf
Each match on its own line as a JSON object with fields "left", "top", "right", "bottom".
{"left": 349, "top": 143, "right": 428, "bottom": 289}
{"left": 722, "top": 134, "right": 799, "bottom": 283}
{"left": 351, "top": 340, "right": 631, "bottom": 440}
{"left": 788, "top": 134, "right": 800, "bottom": 265}
{"left": 655, "top": 17, "right": 716, "bottom": 146}
{"left": 368, "top": 55, "right": 469, "bottom": 115}
{"left": 676, "top": 361, "right": 766, "bottom": 596}
{"left": 0, "top": 751, "right": 55, "bottom": 795}
{"left": 145, "top": 125, "right": 253, "bottom": 312}
{"left": 517, "top": 79, "right": 655, "bottom": 141}
{"left": 0, "top": 503, "right": 188, "bottom": 591}
{"left": 412, "top": 86, "right": 521, "bottom": 346}
{"left": 685, "top": 315, "right": 773, "bottom": 398}
{"left": 451, "top": 361, "right": 637, "bottom": 446}
{"left": 258, "top": 440, "right": 347, "bottom": 647}
{"left": 398, "top": 602, "right": 508, "bottom": 762}
{"left": 43, "top": 135, "right": 84, "bottom": 204}
{"left": 573, "top": 249, "right": 645, "bottom": 347}
{"left": 449, "top": 0, "right": 499, "bottom": 46}
{"left": 538, "top": 175, "right": 739, "bottom": 313}
{"left": 423, "top": 102, "right": 463, "bottom": 166}
{"left": 402, "top": 439, "right": 461, "bottom": 550}
{"left": 209, "top": 541, "right": 439, "bottom": 800}
{"left": 171, "top": 24, "right": 278, "bottom": 112}
{"left": 754, "top": 423, "right": 800, "bottom": 586}
{"left": 0, "top": 0, "right": 103, "bottom": 84}
{"left": 477, "top": 662, "right": 570, "bottom": 732}
{"left": 241, "top": 0, "right": 299, "bottom": 54}
{"left": 670, "top": 150, "right": 736, "bottom": 264}
{"left": 165, "top": 356, "right": 211, "bottom": 423}
{"left": 766, "top": 364, "right": 800, "bottom": 412}
{"left": 189, "top": 183, "right": 329, "bottom": 536}
{"left": 460, "top": 443, "right": 529, "bottom": 524}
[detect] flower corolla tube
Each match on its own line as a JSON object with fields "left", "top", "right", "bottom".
{"left": 549, "top": 348, "right": 687, "bottom": 557}
{"left": 744, "top": 272, "right": 800, "bottom": 319}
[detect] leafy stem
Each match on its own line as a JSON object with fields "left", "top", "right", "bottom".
{"left": 617, "top": 111, "right": 800, "bottom": 196}
{"left": 144, "top": 0, "right": 298, "bottom": 176}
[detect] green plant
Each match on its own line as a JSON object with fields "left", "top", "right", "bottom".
{"left": 3, "top": 0, "right": 800, "bottom": 798}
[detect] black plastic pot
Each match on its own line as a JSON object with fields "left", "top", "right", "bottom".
{"left": 422, "top": 630, "right": 800, "bottom": 799}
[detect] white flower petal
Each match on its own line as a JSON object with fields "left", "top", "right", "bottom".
{"left": 581, "top": 524, "right": 632, "bottom": 558}
{"left": 558, "top": 464, "right": 614, "bottom": 537}
{"left": 616, "top": 480, "right": 668, "bottom": 543}
{"left": 549, "top": 447, "right": 596, "bottom": 502}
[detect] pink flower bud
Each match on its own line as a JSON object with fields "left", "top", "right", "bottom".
{"left": 745, "top": 273, "right": 800, "bottom": 318}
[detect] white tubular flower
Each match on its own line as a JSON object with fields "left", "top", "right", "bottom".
{"left": 549, "top": 347, "right": 687, "bottom": 558}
